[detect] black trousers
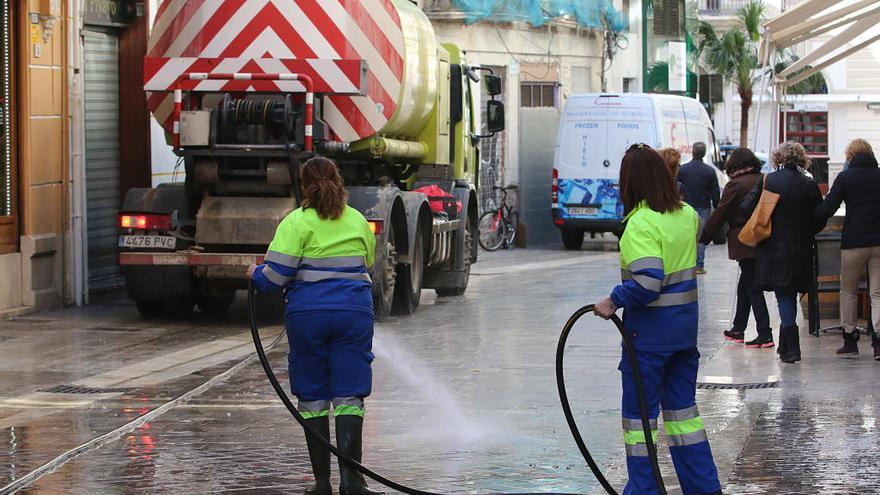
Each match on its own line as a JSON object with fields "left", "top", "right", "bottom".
{"left": 732, "top": 258, "right": 771, "bottom": 335}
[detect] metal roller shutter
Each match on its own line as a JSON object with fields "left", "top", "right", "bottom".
{"left": 84, "top": 29, "right": 122, "bottom": 289}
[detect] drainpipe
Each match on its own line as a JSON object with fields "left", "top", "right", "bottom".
{"left": 69, "top": 0, "right": 86, "bottom": 305}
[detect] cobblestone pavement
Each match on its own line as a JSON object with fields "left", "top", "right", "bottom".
{"left": 2, "top": 246, "right": 879, "bottom": 494}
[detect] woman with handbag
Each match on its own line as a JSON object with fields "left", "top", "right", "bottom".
{"left": 700, "top": 148, "right": 770, "bottom": 347}
{"left": 739, "top": 142, "right": 823, "bottom": 363}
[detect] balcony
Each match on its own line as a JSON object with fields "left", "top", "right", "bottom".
{"left": 697, "top": 0, "right": 751, "bottom": 17}
{"left": 782, "top": 0, "right": 806, "bottom": 11}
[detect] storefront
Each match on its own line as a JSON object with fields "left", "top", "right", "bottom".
{"left": 74, "top": 0, "right": 150, "bottom": 299}
{"left": 0, "top": 0, "right": 150, "bottom": 315}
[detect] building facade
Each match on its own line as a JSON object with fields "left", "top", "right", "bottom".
{"left": 0, "top": 0, "right": 151, "bottom": 315}
{"left": 706, "top": 0, "right": 879, "bottom": 193}
{"left": 422, "top": 0, "right": 642, "bottom": 245}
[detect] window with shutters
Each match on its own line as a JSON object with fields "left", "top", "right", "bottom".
{"left": 0, "top": 0, "right": 16, "bottom": 254}
{"left": 520, "top": 82, "right": 557, "bottom": 108}
{"left": 654, "top": 0, "right": 684, "bottom": 39}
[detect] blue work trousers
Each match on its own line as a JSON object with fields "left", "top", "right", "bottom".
{"left": 620, "top": 347, "right": 721, "bottom": 495}
{"left": 286, "top": 309, "right": 375, "bottom": 401}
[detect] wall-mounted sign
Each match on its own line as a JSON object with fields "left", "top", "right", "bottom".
{"left": 84, "top": 0, "right": 134, "bottom": 27}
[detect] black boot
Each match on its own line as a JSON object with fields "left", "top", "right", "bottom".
{"left": 303, "top": 416, "right": 333, "bottom": 495}
{"left": 336, "top": 415, "right": 383, "bottom": 495}
{"left": 780, "top": 325, "right": 801, "bottom": 363}
{"left": 776, "top": 326, "right": 787, "bottom": 357}
{"left": 873, "top": 334, "right": 880, "bottom": 361}
{"left": 836, "top": 329, "right": 859, "bottom": 356}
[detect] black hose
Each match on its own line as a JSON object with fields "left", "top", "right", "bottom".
{"left": 247, "top": 284, "right": 666, "bottom": 494}
{"left": 555, "top": 305, "right": 666, "bottom": 495}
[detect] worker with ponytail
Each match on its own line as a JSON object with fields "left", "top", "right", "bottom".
{"left": 247, "top": 157, "right": 381, "bottom": 495}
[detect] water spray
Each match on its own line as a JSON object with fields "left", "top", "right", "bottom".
{"left": 248, "top": 283, "right": 666, "bottom": 495}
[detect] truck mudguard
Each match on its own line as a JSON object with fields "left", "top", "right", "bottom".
{"left": 348, "top": 186, "right": 409, "bottom": 262}
{"left": 399, "top": 191, "right": 433, "bottom": 266}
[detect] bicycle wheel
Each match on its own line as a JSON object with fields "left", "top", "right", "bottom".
{"left": 478, "top": 209, "right": 507, "bottom": 251}
{"left": 504, "top": 210, "right": 519, "bottom": 248}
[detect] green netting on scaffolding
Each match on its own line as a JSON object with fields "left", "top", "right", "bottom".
{"left": 452, "top": 0, "right": 625, "bottom": 31}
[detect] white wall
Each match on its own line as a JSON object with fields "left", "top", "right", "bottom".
{"left": 429, "top": 1, "right": 643, "bottom": 185}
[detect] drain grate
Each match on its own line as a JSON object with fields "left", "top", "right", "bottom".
{"left": 697, "top": 381, "right": 779, "bottom": 390}
{"left": 38, "top": 384, "right": 136, "bottom": 395}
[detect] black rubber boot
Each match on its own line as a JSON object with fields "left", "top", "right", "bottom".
{"left": 873, "top": 335, "right": 880, "bottom": 361}
{"left": 303, "top": 416, "right": 333, "bottom": 495}
{"left": 836, "top": 330, "right": 859, "bottom": 356}
{"left": 780, "top": 325, "right": 802, "bottom": 363}
{"left": 336, "top": 415, "right": 383, "bottom": 495}
{"left": 776, "top": 326, "right": 787, "bottom": 357}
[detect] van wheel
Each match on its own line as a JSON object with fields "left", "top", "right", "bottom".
{"left": 561, "top": 229, "right": 585, "bottom": 250}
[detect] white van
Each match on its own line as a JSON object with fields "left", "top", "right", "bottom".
{"left": 551, "top": 93, "right": 723, "bottom": 249}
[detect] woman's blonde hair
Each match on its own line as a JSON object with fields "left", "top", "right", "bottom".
{"left": 771, "top": 141, "right": 812, "bottom": 170}
{"left": 845, "top": 138, "right": 874, "bottom": 161}
{"left": 657, "top": 147, "right": 682, "bottom": 178}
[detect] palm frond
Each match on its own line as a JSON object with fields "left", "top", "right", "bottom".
{"left": 738, "top": 1, "right": 765, "bottom": 42}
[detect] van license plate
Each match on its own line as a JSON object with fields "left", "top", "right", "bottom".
{"left": 568, "top": 206, "right": 599, "bottom": 216}
{"left": 118, "top": 236, "right": 177, "bottom": 249}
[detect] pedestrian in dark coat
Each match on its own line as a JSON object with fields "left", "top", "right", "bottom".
{"left": 740, "top": 142, "right": 823, "bottom": 364}
{"left": 815, "top": 139, "right": 880, "bottom": 360}
{"left": 700, "top": 148, "right": 770, "bottom": 347}
{"left": 678, "top": 142, "right": 721, "bottom": 273}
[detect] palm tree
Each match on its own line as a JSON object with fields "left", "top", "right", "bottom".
{"left": 694, "top": 1, "right": 764, "bottom": 147}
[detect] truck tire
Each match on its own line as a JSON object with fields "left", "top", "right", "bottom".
{"left": 136, "top": 300, "right": 165, "bottom": 319}
{"left": 392, "top": 227, "right": 424, "bottom": 315}
{"left": 197, "top": 293, "right": 235, "bottom": 314}
{"left": 561, "top": 229, "right": 585, "bottom": 250}
{"left": 373, "top": 222, "right": 398, "bottom": 321}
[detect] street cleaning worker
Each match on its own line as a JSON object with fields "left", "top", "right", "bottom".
{"left": 595, "top": 144, "right": 722, "bottom": 495}
{"left": 247, "top": 157, "right": 382, "bottom": 495}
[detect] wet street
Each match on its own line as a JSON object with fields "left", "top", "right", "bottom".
{"left": 1, "top": 245, "right": 879, "bottom": 494}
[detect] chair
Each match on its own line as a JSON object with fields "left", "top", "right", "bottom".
{"left": 808, "top": 232, "right": 874, "bottom": 337}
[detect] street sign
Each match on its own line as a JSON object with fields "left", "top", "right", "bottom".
{"left": 83, "top": 0, "right": 133, "bottom": 27}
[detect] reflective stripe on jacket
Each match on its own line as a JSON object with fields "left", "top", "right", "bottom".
{"left": 253, "top": 205, "right": 376, "bottom": 316}
{"left": 610, "top": 201, "right": 700, "bottom": 351}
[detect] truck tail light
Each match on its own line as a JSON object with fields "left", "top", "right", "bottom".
{"left": 118, "top": 213, "right": 172, "bottom": 231}
{"left": 552, "top": 168, "right": 559, "bottom": 204}
{"left": 367, "top": 220, "right": 383, "bottom": 235}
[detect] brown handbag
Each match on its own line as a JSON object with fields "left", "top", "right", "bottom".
{"left": 738, "top": 175, "right": 780, "bottom": 247}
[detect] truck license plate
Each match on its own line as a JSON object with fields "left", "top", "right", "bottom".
{"left": 118, "top": 235, "right": 176, "bottom": 249}
{"left": 568, "top": 206, "right": 599, "bottom": 216}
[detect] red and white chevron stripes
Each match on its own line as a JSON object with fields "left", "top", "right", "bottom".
{"left": 145, "top": 0, "right": 404, "bottom": 142}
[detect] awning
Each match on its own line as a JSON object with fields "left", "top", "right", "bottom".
{"left": 761, "top": 0, "right": 880, "bottom": 88}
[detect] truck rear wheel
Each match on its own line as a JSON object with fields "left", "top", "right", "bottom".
{"left": 197, "top": 293, "right": 235, "bottom": 314}
{"left": 561, "top": 229, "right": 585, "bottom": 250}
{"left": 373, "top": 222, "right": 398, "bottom": 321}
{"left": 136, "top": 300, "right": 165, "bottom": 319}
{"left": 393, "top": 228, "right": 424, "bottom": 315}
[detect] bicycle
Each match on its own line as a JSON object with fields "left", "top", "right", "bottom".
{"left": 478, "top": 185, "right": 519, "bottom": 251}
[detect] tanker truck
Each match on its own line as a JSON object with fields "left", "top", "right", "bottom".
{"left": 118, "top": 0, "right": 504, "bottom": 319}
